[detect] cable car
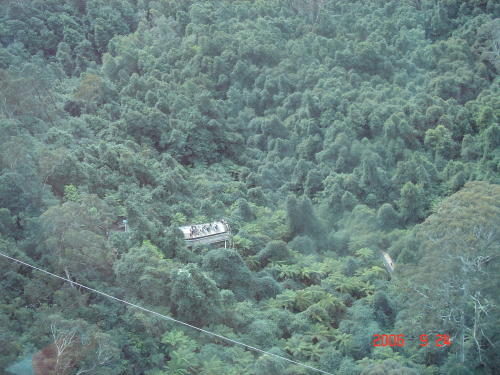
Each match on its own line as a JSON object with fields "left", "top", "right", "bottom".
{"left": 381, "top": 251, "right": 395, "bottom": 273}
{"left": 179, "top": 219, "right": 232, "bottom": 248}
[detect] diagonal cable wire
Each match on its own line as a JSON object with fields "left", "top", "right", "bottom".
{"left": 0, "top": 251, "right": 334, "bottom": 375}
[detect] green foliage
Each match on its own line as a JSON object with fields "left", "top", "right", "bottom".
{"left": 1, "top": 0, "right": 499, "bottom": 373}
{"left": 170, "top": 264, "right": 222, "bottom": 326}
{"left": 377, "top": 203, "right": 399, "bottom": 230}
{"left": 286, "top": 195, "right": 324, "bottom": 240}
{"left": 257, "top": 240, "right": 290, "bottom": 266}
{"left": 253, "top": 275, "right": 281, "bottom": 301}
{"left": 40, "top": 193, "right": 115, "bottom": 281}
{"left": 244, "top": 319, "right": 280, "bottom": 349}
{"left": 288, "top": 235, "right": 317, "bottom": 254}
{"left": 360, "top": 359, "right": 418, "bottom": 375}
{"left": 253, "top": 348, "right": 287, "bottom": 375}
{"left": 319, "top": 348, "right": 343, "bottom": 372}
{"left": 424, "top": 125, "right": 456, "bottom": 159}
{"left": 202, "top": 248, "right": 253, "bottom": 300}
{"left": 63, "top": 184, "right": 80, "bottom": 202}
{"left": 236, "top": 198, "right": 256, "bottom": 221}
{"left": 397, "top": 182, "right": 500, "bottom": 369}
{"left": 398, "top": 182, "right": 427, "bottom": 224}
{"left": 372, "top": 291, "right": 395, "bottom": 329}
{"left": 0, "top": 208, "right": 16, "bottom": 238}
{"left": 114, "top": 240, "right": 174, "bottom": 305}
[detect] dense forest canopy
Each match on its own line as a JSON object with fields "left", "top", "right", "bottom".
{"left": 0, "top": 0, "right": 499, "bottom": 374}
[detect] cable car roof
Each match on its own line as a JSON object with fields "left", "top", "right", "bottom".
{"left": 178, "top": 220, "right": 230, "bottom": 241}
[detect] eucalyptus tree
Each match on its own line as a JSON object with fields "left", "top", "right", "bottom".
{"left": 396, "top": 182, "right": 500, "bottom": 370}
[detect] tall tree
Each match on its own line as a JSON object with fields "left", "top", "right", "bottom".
{"left": 396, "top": 182, "right": 500, "bottom": 370}
{"left": 170, "top": 264, "right": 222, "bottom": 326}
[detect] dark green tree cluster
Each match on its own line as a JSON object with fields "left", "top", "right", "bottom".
{"left": 1, "top": 0, "right": 499, "bottom": 374}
